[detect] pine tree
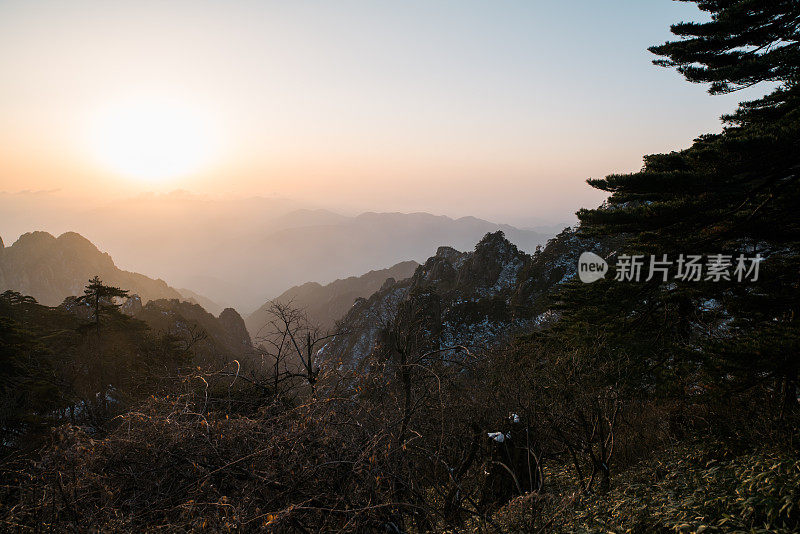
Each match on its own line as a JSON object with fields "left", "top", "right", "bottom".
{"left": 76, "top": 276, "right": 130, "bottom": 334}
{"left": 648, "top": 0, "right": 800, "bottom": 95}
{"left": 560, "top": 0, "right": 800, "bottom": 414}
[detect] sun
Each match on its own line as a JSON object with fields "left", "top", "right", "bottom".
{"left": 88, "top": 98, "right": 216, "bottom": 182}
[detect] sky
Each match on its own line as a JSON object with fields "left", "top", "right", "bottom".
{"left": 0, "top": 0, "right": 773, "bottom": 226}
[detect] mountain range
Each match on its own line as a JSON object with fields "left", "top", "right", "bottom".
{"left": 0, "top": 224, "right": 598, "bottom": 368}
{"left": 0, "top": 191, "right": 556, "bottom": 311}
{"left": 0, "top": 222, "right": 608, "bottom": 375}
{"left": 0, "top": 224, "right": 595, "bottom": 380}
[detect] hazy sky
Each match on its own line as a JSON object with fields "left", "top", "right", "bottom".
{"left": 0, "top": 0, "right": 771, "bottom": 225}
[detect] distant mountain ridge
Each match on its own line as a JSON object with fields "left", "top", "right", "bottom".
{"left": 245, "top": 260, "right": 419, "bottom": 339}
{"left": 224, "top": 211, "right": 550, "bottom": 312}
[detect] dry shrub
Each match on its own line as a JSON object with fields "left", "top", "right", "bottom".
{"left": 0, "top": 388, "right": 412, "bottom": 532}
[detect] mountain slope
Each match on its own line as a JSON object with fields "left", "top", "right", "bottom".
{"left": 245, "top": 260, "right": 419, "bottom": 338}
{"left": 0, "top": 231, "right": 184, "bottom": 306}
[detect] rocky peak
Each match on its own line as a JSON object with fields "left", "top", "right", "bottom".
{"left": 453, "top": 232, "right": 528, "bottom": 295}
{"left": 409, "top": 246, "right": 468, "bottom": 288}
{"left": 473, "top": 231, "right": 521, "bottom": 262}
{"left": 321, "top": 233, "right": 536, "bottom": 368}
{"left": 13, "top": 231, "right": 56, "bottom": 249}
{"left": 218, "top": 307, "right": 252, "bottom": 347}
{"left": 413, "top": 255, "right": 458, "bottom": 288}
{"left": 320, "top": 228, "right": 609, "bottom": 370}
{"left": 56, "top": 231, "right": 101, "bottom": 251}
{"left": 0, "top": 230, "right": 183, "bottom": 306}
{"left": 435, "top": 246, "right": 462, "bottom": 261}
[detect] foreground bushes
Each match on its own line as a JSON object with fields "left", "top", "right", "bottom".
{"left": 2, "top": 330, "right": 797, "bottom": 533}
{"left": 0, "top": 393, "right": 404, "bottom": 532}
{"left": 3, "top": 386, "right": 797, "bottom": 533}
{"left": 1, "top": 293, "right": 796, "bottom": 532}
{"left": 492, "top": 439, "right": 800, "bottom": 534}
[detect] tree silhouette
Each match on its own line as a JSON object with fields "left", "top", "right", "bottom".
{"left": 76, "top": 276, "right": 130, "bottom": 334}
{"left": 649, "top": 0, "right": 800, "bottom": 95}
{"left": 257, "top": 300, "right": 342, "bottom": 395}
{"left": 572, "top": 0, "right": 800, "bottom": 415}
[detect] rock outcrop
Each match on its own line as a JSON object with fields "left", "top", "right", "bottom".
{"left": 218, "top": 308, "right": 252, "bottom": 349}
{"left": 134, "top": 299, "right": 253, "bottom": 362}
{"left": 121, "top": 294, "right": 143, "bottom": 316}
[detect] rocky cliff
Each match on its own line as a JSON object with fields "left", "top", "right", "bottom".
{"left": 320, "top": 228, "right": 609, "bottom": 370}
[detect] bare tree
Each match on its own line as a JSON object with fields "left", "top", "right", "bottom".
{"left": 256, "top": 300, "right": 341, "bottom": 395}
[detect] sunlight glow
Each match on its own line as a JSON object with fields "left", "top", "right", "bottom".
{"left": 88, "top": 98, "right": 216, "bottom": 182}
